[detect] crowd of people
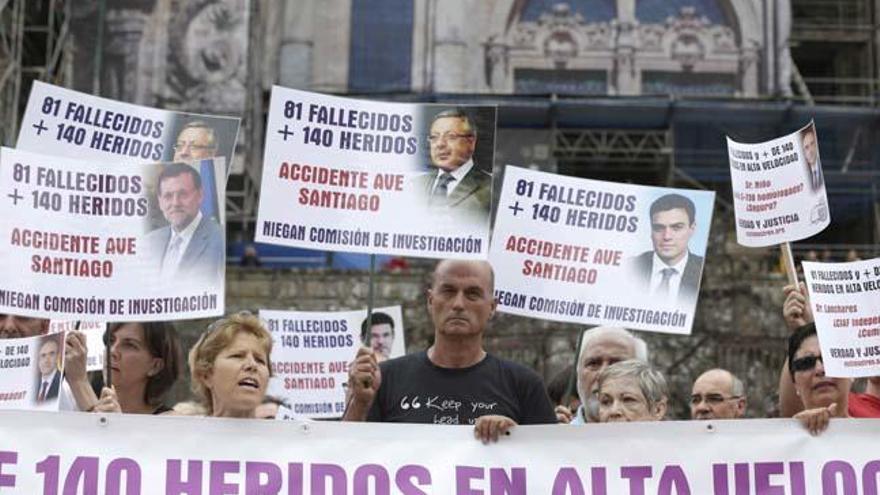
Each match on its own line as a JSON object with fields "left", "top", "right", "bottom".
{"left": 1, "top": 258, "right": 877, "bottom": 439}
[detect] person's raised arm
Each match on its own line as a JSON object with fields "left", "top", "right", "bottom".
{"left": 64, "top": 331, "right": 99, "bottom": 412}
{"left": 778, "top": 283, "right": 813, "bottom": 417}
{"left": 342, "top": 347, "right": 381, "bottom": 421}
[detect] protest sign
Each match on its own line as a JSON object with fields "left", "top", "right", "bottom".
{"left": 803, "top": 258, "right": 880, "bottom": 377}
{"left": 490, "top": 166, "right": 714, "bottom": 334}
{"left": 1, "top": 411, "right": 879, "bottom": 493}
{"left": 0, "top": 147, "right": 225, "bottom": 321}
{"left": 0, "top": 334, "right": 64, "bottom": 412}
{"left": 727, "top": 122, "right": 830, "bottom": 247}
{"left": 260, "top": 306, "right": 404, "bottom": 418}
{"left": 18, "top": 81, "right": 241, "bottom": 177}
{"left": 256, "top": 86, "right": 495, "bottom": 259}
{"left": 48, "top": 320, "right": 106, "bottom": 372}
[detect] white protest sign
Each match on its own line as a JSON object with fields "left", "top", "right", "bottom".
{"left": 0, "top": 147, "right": 225, "bottom": 321}
{"left": 260, "top": 306, "right": 404, "bottom": 418}
{"left": 256, "top": 86, "right": 495, "bottom": 259}
{"left": 2, "top": 411, "right": 880, "bottom": 494}
{"left": 48, "top": 320, "right": 106, "bottom": 372}
{"left": 727, "top": 122, "right": 830, "bottom": 247}
{"left": 803, "top": 258, "right": 880, "bottom": 377}
{"left": 0, "top": 333, "right": 64, "bottom": 411}
{"left": 490, "top": 166, "right": 714, "bottom": 334}
{"left": 18, "top": 81, "right": 241, "bottom": 174}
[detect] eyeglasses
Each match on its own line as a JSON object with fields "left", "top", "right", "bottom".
{"left": 690, "top": 394, "right": 741, "bottom": 406}
{"left": 790, "top": 354, "right": 823, "bottom": 373}
{"left": 427, "top": 133, "right": 474, "bottom": 144}
{"left": 173, "top": 142, "right": 216, "bottom": 152}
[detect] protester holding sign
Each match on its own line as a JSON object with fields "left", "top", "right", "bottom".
{"left": 596, "top": 359, "right": 668, "bottom": 423}
{"left": 189, "top": 312, "right": 272, "bottom": 418}
{"left": 64, "top": 322, "right": 182, "bottom": 414}
{"left": 344, "top": 260, "right": 556, "bottom": 442}
{"left": 788, "top": 324, "right": 851, "bottom": 435}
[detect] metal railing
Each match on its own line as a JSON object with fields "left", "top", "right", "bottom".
{"left": 792, "top": 0, "right": 874, "bottom": 29}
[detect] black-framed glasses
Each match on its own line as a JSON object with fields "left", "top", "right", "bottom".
{"left": 427, "top": 132, "right": 474, "bottom": 144}
{"left": 690, "top": 393, "right": 741, "bottom": 406}
{"left": 790, "top": 354, "right": 823, "bottom": 373}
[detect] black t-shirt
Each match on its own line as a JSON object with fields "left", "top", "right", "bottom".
{"left": 367, "top": 351, "right": 556, "bottom": 425}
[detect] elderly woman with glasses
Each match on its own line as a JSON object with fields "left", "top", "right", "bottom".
{"left": 188, "top": 312, "right": 272, "bottom": 418}
{"left": 788, "top": 323, "right": 851, "bottom": 435}
{"left": 596, "top": 360, "right": 668, "bottom": 423}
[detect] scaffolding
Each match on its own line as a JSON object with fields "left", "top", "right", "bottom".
{"left": 0, "top": 0, "right": 70, "bottom": 146}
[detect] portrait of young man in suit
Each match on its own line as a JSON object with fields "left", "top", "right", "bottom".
{"left": 34, "top": 335, "right": 61, "bottom": 403}
{"left": 631, "top": 193, "right": 704, "bottom": 307}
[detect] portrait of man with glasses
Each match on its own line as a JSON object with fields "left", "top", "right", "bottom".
{"left": 414, "top": 108, "right": 493, "bottom": 222}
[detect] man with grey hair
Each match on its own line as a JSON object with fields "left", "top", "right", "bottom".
{"left": 416, "top": 108, "right": 492, "bottom": 219}
{"left": 557, "top": 326, "right": 649, "bottom": 424}
{"left": 690, "top": 368, "right": 746, "bottom": 420}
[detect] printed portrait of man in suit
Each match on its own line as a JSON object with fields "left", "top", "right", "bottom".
{"left": 800, "top": 124, "right": 823, "bottom": 192}
{"left": 34, "top": 334, "right": 62, "bottom": 404}
{"left": 630, "top": 194, "right": 705, "bottom": 307}
{"left": 413, "top": 108, "right": 492, "bottom": 224}
{"left": 145, "top": 163, "right": 224, "bottom": 284}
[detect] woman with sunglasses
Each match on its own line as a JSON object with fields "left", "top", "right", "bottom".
{"left": 188, "top": 312, "right": 272, "bottom": 418}
{"left": 788, "top": 323, "right": 851, "bottom": 435}
{"left": 64, "top": 321, "right": 183, "bottom": 414}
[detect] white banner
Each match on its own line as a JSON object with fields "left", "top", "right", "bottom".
{"left": 0, "top": 334, "right": 64, "bottom": 411}
{"left": 48, "top": 321, "right": 106, "bottom": 372}
{"left": 803, "top": 258, "right": 880, "bottom": 377}
{"left": 726, "top": 122, "right": 830, "bottom": 247}
{"left": 260, "top": 306, "right": 405, "bottom": 419}
{"left": 490, "top": 166, "right": 714, "bottom": 334}
{"left": 256, "top": 86, "right": 496, "bottom": 259}
{"left": 18, "top": 81, "right": 241, "bottom": 175}
{"left": 1, "top": 412, "right": 879, "bottom": 493}
{"left": 0, "top": 147, "right": 225, "bottom": 321}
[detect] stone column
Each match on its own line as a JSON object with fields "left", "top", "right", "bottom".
{"left": 432, "top": 0, "right": 469, "bottom": 92}
{"left": 278, "top": 0, "right": 315, "bottom": 89}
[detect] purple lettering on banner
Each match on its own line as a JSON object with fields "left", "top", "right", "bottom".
{"left": 245, "top": 462, "right": 282, "bottom": 495}
{"left": 754, "top": 462, "right": 784, "bottom": 495}
{"left": 312, "top": 463, "right": 346, "bottom": 495}
{"left": 591, "top": 467, "right": 607, "bottom": 495}
{"left": 353, "top": 464, "right": 391, "bottom": 495}
{"left": 734, "top": 463, "right": 750, "bottom": 495}
{"left": 550, "top": 468, "right": 585, "bottom": 495}
{"left": 864, "top": 460, "right": 880, "bottom": 495}
{"left": 658, "top": 466, "right": 690, "bottom": 495}
{"left": 395, "top": 464, "right": 431, "bottom": 495}
{"left": 712, "top": 463, "right": 750, "bottom": 495}
{"left": 822, "top": 461, "right": 857, "bottom": 495}
{"left": 455, "top": 466, "right": 484, "bottom": 495}
{"left": 489, "top": 467, "right": 526, "bottom": 495}
{"left": 288, "top": 463, "right": 303, "bottom": 495}
{"left": 620, "top": 466, "right": 652, "bottom": 495}
{"left": 63, "top": 456, "right": 99, "bottom": 495}
{"left": 105, "top": 458, "right": 142, "bottom": 495}
{"left": 166, "top": 459, "right": 203, "bottom": 495}
{"left": 209, "top": 461, "right": 240, "bottom": 495}
{"left": 36, "top": 455, "right": 60, "bottom": 495}
{"left": 0, "top": 451, "right": 17, "bottom": 488}
{"left": 789, "top": 462, "right": 806, "bottom": 495}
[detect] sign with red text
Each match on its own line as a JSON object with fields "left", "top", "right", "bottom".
{"left": 18, "top": 81, "right": 241, "bottom": 175}
{"left": 0, "top": 334, "right": 64, "bottom": 412}
{"left": 256, "top": 86, "right": 495, "bottom": 259}
{"left": 48, "top": 321, "right": 106, "bottom": 372}
{"left": 260, "top": 306, "right": 404, "bottom": 419}
{"left": 1, "top": 411, "right": 879, "bottom": 493}
{"left": 0, "top": 147, "right": 225, "bottom": 321}
{"left": 727, "top": 122, "right": 830, "bottom": 247}
{"left": 803, "top": 258, "right": 880, "bottom": 377}
{"left": 490, "top": 166, "right": 714, "bottom": 334}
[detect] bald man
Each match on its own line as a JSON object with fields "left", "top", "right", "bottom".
{"left": 690, "top": 369, "right": 746, "bottom": 420}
